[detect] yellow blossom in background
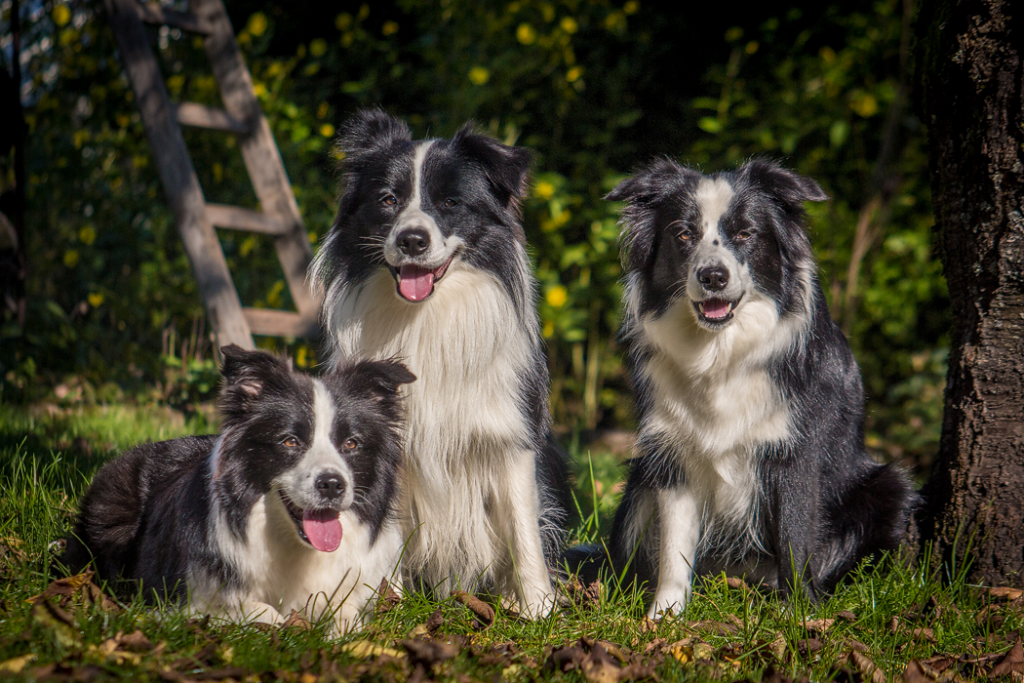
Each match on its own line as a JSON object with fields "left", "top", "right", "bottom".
{"left": 624, "top": 1, "right": 640, "bottom": 14}
{"left": 820, "top": 46, "right": 837, "bottom": 63}
{"left": 534, "top": 181, "right": 555, "bottom": 199}
{"left": 566, "top": 66, "right": 582, "bottom": 83}
{"left": 560, "top": 16, "right": 578, "bottom": 33}
{"left": 317, "top": 102, "right": 329, "bottom": 119}
{"left": 88, "top": 293, "right": 104, "bottom": 308}
{"left": 358, "top": 4, "right": 369, "bottom": 20}
{"left": 296, "top": 345, "right": 309, "bottom": 368}
{"left": 745, "top": 41, "right": 759, "bottom": 54}
{"left": 320, "top": 123, "right": 335, "bottom": 137}
{"left": 309, "top": 231, "right": 318, "bottom": 244}
{"left": 724, "top": 26, "right": 743, "bottom": 42}
{"left": 53, "top": 5, "right": 71, "bottom": 27}
{"left": 543, "top": 319, "right": 554, "bottom": 338}
{"left": 546, "top": 285, "right": 568, "bottom": 308}
{"left": 246, "top": 12, "right": 268, "bottom": 37}
{"left": 382, "top": 21, "right": 399, "bottom": 36}
{"left": 336, "top": 13, "right": 352, "bottom": 30}
{"left": 310, "top": 38, "right": 327, "bottom": 56}
{"left": 517, "top": 23, "right": 537, "bottom": 45}
{"left": 468, "top": 66, "right": 490, "bottom": 85}
{"left": 253, "top": 82, "right": 268, "bottom": 98}
{"left": 78, "top": 226, "right": 96, "bottom": 245}
{"left": 851, "top": 93, "right": 879, "bottom": 117}
{"left": 64, "top": 250, "right": 79, "bottom": 268}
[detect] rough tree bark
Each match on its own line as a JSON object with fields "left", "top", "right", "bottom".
{"left": 918, "top": 0, "right": 1024, "bottom": 586}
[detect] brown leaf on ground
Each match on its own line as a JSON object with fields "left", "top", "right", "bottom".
{"left": 990, "top": 636, "right": 1024, "bottom": 678}
{"left": 726, "top": 577, "right": 750, "bottom": 591}
{"left": 563, "top": 576, "right": 603, "bottom": 608}
{"left": 281, "top": 609, "right": 312, "bottom": 631}
{"left": 113, "top": 629, "right": 155, "bottom": 652}
{"left": 889, "top": 615, "right": 901, "bottom": 634}
{"left": 851, "top": 650, "right": 887, "bottom": 683}
{"left": 796, "top": 638, "right": 822, "bottom": 656}
{"left": 985, "top": 587, "right": 1024, "bottom": 601}
{"left": 843, "top": 638, "right": 870, "bottom": 653}
{"left": 919, "top": 655, "right": 955, "bottom": 673}
{"left": 376, "top": 578, "right": 401, "bottom": 614}
{"left": 546, "top": 644, "right": 588, "bottom": 673}
{"left": 400, "top": 637, "right": 460, "bottom": 667}
{"left": 687, "top": 620, "right": 739, "bottom": 637}
{"left": 582, "top": 642, "right": 621, "bottom": 683}
{"left": 451, "top": 590, "right": 495, "bottom": 627}
{"left": 28, "top": 570, "right": 95, "bottom": 605}
{"left": 902, "top": 660, "right": 931, "bottom": 683}
{"left": 804, "top": 618, "right": 835, "bottom": 635}
{"left": 837, "top": 610, "right": 858, "bottom": 622}
{"left": 768, "top": 632, "right": 787, "bottom": 660}
{"left": 640, "top": 616, "right": 659, "bottom": 633}
{"left": 910, "top": 627, "right": 936, "bottom": 643}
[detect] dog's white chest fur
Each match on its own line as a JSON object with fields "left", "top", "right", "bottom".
{"left": 327, "top": 265, "right": 535, "bottom": 591}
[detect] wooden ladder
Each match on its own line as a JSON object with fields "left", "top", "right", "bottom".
{"left": 102, "top": 0, "right": 319, "bottom": 350}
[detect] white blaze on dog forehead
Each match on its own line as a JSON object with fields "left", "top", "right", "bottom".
{"left": 695, "top": 177, "right": 735, "bottom": 242}
{"left": 397, "top": 141, "right": 435, "bottom": 221}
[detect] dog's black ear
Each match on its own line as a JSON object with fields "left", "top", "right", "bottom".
{"left": 337, "top": 108, "right": 412, "bottom": 169}
{"left": 739, "top": 159, "right": 828, "bottom": 213}
{"left": 345, "top": 358, "right": 416, "bottom": 400}
{"left": 220, "top": 345, "right": 292, "bottom": 397}
{"left": 451, "top": 123, "right": 532, "bottom": 214}
{"left": 607, "top": 159, "right": 702, "bottom": 271}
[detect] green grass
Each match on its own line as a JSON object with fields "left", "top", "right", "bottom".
{"left": 1, "top": 405, "right": 1021, "bottom": 682}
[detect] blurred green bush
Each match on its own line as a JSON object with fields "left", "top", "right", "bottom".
{"left": 0, "top": 0, "right": 947, "bottom": 472}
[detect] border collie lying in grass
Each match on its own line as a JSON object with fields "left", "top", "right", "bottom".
{"left": 311, "top": 110, "right": 570, "bottom": 616}
{"left": 62, "top": 345, "right": 414, "bottom": 633}
{"left": 596, "top": 158, "right": 916, "bottom": 616}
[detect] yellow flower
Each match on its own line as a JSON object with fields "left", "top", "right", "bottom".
{"left": 623, "top": 1, "right": 640, "bottom": 14}
{"left": 246, "top": 12, "right": 268, "bottom": 37}
{"left": 566, "top": 66, "right": 582, "bottom": 83}
{"left": 382, "top": 21, "right": 399, "bottom": 36}
{"left": 468, "top": 66, "right": 490, "bottom": 85}
{"left": 87, "top": 292, "right": 104, "bottom": 308}
{"left": 543, "top": 319, "right": 555, "bottom": 338}
{"left": 560, "top": 17, "right": 578, "bottom": 34}
{"left": 78, "top": 226, "right": 96, "bottom": 245}
{"left": 546, "top": 285, "right": 568, "bottom": 308}
{"left": 336, "top": 13, "right": 352, "bottom": 30}
{"left": 320, "top": 123, "right": 336, "bottom": 137}
{"left": 517, "top": 23, "right": 537, "bottom": 45}
{"left": 63, "top": 250, "right": 79, "bottom": 268}
{"left": 535, "top": 181, "right": 555, "bottom": 199}
{"left": 851, "top": 93, "right": 879, "bottom": 117}
{"left": 53, "top": 5, "right": 71, "bottom": 27}
{"left": 745, "top": 40, "right": 759, "bottom": 54}
{"left": 310, "top": 38, "right": 327, "bottom": 56}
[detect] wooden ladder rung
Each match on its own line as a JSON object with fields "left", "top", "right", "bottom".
{"left": 137, "top": 2, "right": 211, "bottom": 35}
{"left": 206, "top": 203, "right": 288, "bottom": 235}
{"left": 243, "top": 308, "right": 318, "bottom": 337}
{"left": 174, "top": 102, "right": 252, "bottom": 134}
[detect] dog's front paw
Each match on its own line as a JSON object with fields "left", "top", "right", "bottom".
{"left": 647, "top": 587, "right": 690, "bottom": 620}
{"left": 518, "top": 589, "right": 557, "bottom": 619}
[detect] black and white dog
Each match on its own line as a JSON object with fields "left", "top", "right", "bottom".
{"left": 62, "top": 345, "right": 414, "bottom": 633}
{"left": 311, "top": 109, "right": 569, "bottom": 616}
{"left": 602, "top": 158, "right": 916, "bottom": 616}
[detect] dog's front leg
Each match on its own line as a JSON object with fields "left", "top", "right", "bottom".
{"left": 649, "top": 485, "right": 700, "bottom": 618}
{"left": 216, "top": 598, "right": 285, "bottom": 626}
{"left": 504, "top": 450, "right": 556, "bottom": 618}
{"left": 767, "top": 457, "right": 820, "bottom": 602}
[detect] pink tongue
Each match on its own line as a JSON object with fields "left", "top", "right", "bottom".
{"left": 398, "top": 265, "right": 435, "bottom": 302}
{"left": 302, "top": 509, "right": 342, "bottom": 552}
{"left": 702, "top": 300, "right": 732, "bottom": 319}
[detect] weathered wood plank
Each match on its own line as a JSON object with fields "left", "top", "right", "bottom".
{"left": 205, "top": 203, "right": 287, "bottom": 235}
{"left": 174, "top": 102, "right": 251, "bottom": 134}
{"left": 243, "top": 308, "right": 319, "bottom": 338}
{"left": 136, "top": 2, "right": 211, "bottom": 35}
{"left": 192, "top": 0, "right": 318, "bottom": 322}
{"left": 103, "top": 0, "right": 253, "bottom": 349}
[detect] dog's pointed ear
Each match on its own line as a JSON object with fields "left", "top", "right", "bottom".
{"left": 337, "top": 108, "right": 412, "bottom": 169}
{"left": 346, "top": 359, "right": 416, "bottom": 400}
{"left": 607, "top": 159, "right": 701, "bottom": 271}
{"left": 220, "top": 345, "right": 291, "bottom": 398}
{"left": 451, "top": 123, "right": 532, "bottom": 214}
{"left": 740, "top": 159, "right": 828, "bottom": 213}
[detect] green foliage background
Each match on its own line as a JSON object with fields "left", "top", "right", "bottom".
{"left": 0, "top": 0, "right": 947, "bottom": 472}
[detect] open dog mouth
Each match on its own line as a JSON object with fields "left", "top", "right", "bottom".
{"left": 389, "top": 253, "right": 456, "bottom": 303}
{"left": 279, "top": 491, "right": 342, "bottom": 553}
{"left": 693, "top": 295, "right": 743, "bottom": 326}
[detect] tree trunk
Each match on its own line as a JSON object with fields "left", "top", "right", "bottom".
{"left": 918, "top": 0, "right": 1024, "bottom": 586}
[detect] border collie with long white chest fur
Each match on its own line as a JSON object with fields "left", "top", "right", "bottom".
{"left": 602, "top": 158, "right": 916, "bottom": 616}
{"left": 311, "top": 110, "right": 570, "bottom": 616}
{"left": 62, "top": 346, "right": 414, "bottom": 633}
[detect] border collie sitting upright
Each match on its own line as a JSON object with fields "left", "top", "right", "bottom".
{"left": 62, "top": 345, "right": 414, "bottom": 633}
{"left": 311, "top": 110, "right": 569, "bottom": 616}
{"left": 602, "top": 158, "right": 915, "bottom": 616}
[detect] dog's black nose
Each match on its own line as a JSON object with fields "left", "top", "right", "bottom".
{"left": 315, "top": 472, "right": 346, "bottom": 500}
{"left": 396, "top": 228, "right": 430, "bottom": 256}
{"left": 697, "top": 265, "right": 729, "bottom": 291}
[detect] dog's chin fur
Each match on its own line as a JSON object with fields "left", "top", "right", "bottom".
{"left": 61, "top": 347, "right": 414, "bottom": 634}
{"left": 596, "top": 159, "right": 917, "bottom": 617}
{"left": 312, "top": 110, "right": 569, "bottom": 616}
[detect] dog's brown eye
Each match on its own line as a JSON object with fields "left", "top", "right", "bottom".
{"left": 381, "top": 194, "right": 397, "bottom": 206}
{"left": 442, "top": 198, "right": 458, "bottom": 209}
{"left": 283, "top": 436, "right": 300, "bottom": 448}
{"left": 343, "top": 438, "right": 358, "bottom": 450}
{"left": 679, "top": 228, "right": 693, "bottom": 241}
{"left": 735, "top": 230, "right": 752, "bottom": 241}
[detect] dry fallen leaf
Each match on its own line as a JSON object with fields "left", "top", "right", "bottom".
{"left": 769, "top": 633, "right": 787, "bottom": 660}
{"left": 990, "top": 636, "right": 1023, "bottom": 679}
{"left": 851, "top": 650, "right": 887, "bottom": 683}
{"left": 803, "top": 618, "right": 835, "bottom": 634}
{"left": 281, "top": 609, "right": 312, "bottom": 631}
{"left": 0, "top": 654, "right": 36, "bottom": 675}
{"left": 452, "top": 590, "right": 495, "bottom": 627}
{"left": 902, "top": 660, "right": 931, "bottom": 683}
{"left": 376, "top": 578, "right": 401, "bottom": 614}
{"left": 984, "top": 587, "right": 1023, "bottom": 601}
{"left": 342, "top": 640, "right": 405, "bottom": 659}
